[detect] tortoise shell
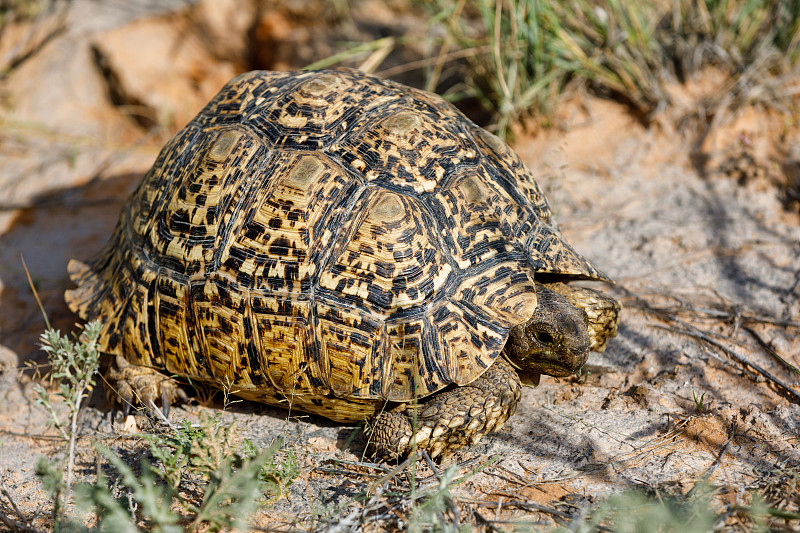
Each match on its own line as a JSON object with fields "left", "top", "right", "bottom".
{"left": 66, "top": 69, "right": 606, "bottom": 422}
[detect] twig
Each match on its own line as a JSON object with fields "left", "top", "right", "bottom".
{"left": 655, "top": 324, "right": 800, "bottom": 403}
{"left": 425, "top": 0, "right": 465, "bottom": 93}
{"left": 743, "top": 326, "right": 800, "bottom": 377}
{"left": 732, "top": 505, "right": 800, "bottom": 521}
{"left": 625, "top": 286, "right": 800, "bottom": 401}
{"left": 0, "top": 479, "right": 42, "bottom": 533}
{"left": 304, "top": 37, "right": 398, "bottom": 71}
{"left": 376, "top": 45, "right": 494, "bottom": 78}
{"left": 313, "top": 467, "right": 382, "bottom": 479}
{"left": 464, "top": 496, "right": 616, "bottom": 531}
{"left": 0, "top": 429, "right": 63, "bottom": 440}
{"left": 357, "top": 37, "right": 395, "bottom": 74}
{"left": 0, "top": 6, "right": 68, "bottom": 81}
{"left": 421, "top": 450, "right": 440, "bottom": 480}
{"left": 420, "top": 451, "right": 462, "bottom": 527}
{"left": 20, "top": 255, "right": 50, "bottom": 330}
{"left": 621, "top": 291, "right": 800, "bottom": 328}
{"left": 365, "top": 454, "right": 416, "bottom": 494}
{"left": 322, "top": 457, "right": 391, "bottom": 473}
{"left": 0, "top": 511, "right": 42, "bottom": 533}
{"left": 472, "top": 508, "right": 506, "bottom": 532}
{"left": 144, "top": 400, "right": 177, "bottom": 431}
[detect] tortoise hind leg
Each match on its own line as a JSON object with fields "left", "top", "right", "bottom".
{"left": 107, "top": 354, "right": 188, "bottom": 416}
{"left": 368, "top": 356, "right": 521, "bottom": 460}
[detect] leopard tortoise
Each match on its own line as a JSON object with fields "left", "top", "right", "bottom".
{"left": 66, "top": 68, "right": 620, "bottom": 460}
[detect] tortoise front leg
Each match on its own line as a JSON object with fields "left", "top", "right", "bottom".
{"left": 546, "top": 282, "right": 621, "bottom": 352}
{"left": 107, "top": 354, "right": 188, "bottom": 416}
{"left": 368, "top": 356, "right": 521, "bottom": 460}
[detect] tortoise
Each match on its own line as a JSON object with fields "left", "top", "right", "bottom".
{"left": 66, "top": 68, "right": 620, "bottom": 460}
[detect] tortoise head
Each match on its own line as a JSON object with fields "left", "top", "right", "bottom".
{"left": 503, "top": 284, "right": 590, "bottom": 385}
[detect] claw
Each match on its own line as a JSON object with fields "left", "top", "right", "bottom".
{"left": 176, "top": 387, "right": 189, "bottom": 403}
{"left": 161, "top": 389, "right": 171, "bottom": 418}
{"left": 106, "top": 355, "right": 187, "bottom": 416}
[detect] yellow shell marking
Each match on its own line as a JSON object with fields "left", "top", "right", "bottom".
{"left": 368, "top": 192, "right": 405, "bottom": 222}
{"left": 300, "top": 73, "right": 342, "bottom": 96}
{"left": 278, "top": 114, "right": 309, "bottom": 129}
{"left": 283, "top": 154, "right": 325, "bottom": 190}
{"left": 477, "top": 128, "right": 507, "bottom": 154}
{"left": 383, "top": 111, "right": 421, "bottom": 136}
{"left": 208, "top": 130, "right": 242, "bottom": 162}
{"left": 458, "top": 175, "right": 487, "bottom": 203}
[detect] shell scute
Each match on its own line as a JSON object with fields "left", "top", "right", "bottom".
{"left": 220, "top": 150, "right": 359, "bottom": 294}
{"left": 318, "top": 190, "right": 452, "bottom": 317}
{"left": 337, "top": 104, "right": 478, "bottom": 194}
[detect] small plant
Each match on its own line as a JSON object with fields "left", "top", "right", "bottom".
{"left": 563, "top": 489, "right": 717, "bottom": 533}
{"left": 692, "top": 390, "right": 706, "bottom": 413}
{"left": 408, "top": 464, "right": 463, "bottom": 533}
{"left": 77, "top": 441, "right": 284, "bottom": 532}
{"left": 144, "top": 413, "right": 299, "bottom": 503}
{"left": 31, "top": 319, "right": 298, "bottom": 531}
{"left": 241, "top": 437, "right": 300, "bottom": 501}
{"left": 33, "top": 320, "right": 102, "bottom": 522}
{"left": 144, "top": 414, "right": 237, "bottom": 493}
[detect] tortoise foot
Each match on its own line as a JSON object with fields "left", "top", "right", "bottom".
{"left": 368, "top": 356, "right": 521, "bottom": 461}
{"left": 547, "top": 282, "right": 621, "bottom": 352}
{"left": 107, "top": 355, "right": 188, "bottom": 416}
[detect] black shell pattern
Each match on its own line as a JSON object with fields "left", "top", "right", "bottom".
{"left": 66, "top": 69, "right": 607, "bottom": 422}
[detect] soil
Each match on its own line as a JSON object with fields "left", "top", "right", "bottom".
{"left": 0, "top": 1, "right": 798, "bottom": 531}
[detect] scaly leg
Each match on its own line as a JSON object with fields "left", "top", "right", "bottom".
{"left": 368, "top": 356, "right": 521, "bottom": 460}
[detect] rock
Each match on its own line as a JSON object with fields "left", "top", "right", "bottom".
{"left": 90, "top": 8, "right": 238, "bottom": 131}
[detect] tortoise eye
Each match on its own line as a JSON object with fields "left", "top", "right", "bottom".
{"left": 535, "top": 331, "right": 554, "bottom": 345}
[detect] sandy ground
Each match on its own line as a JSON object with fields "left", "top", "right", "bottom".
{"left": 0, "top": 1, "right": 798, "bottom": 531}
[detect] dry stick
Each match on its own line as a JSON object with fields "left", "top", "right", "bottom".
{"left": 743, "top": 325, "right": 800, "bottom": 377}
{"left": 465, "top": 496, "right": 615, "bottom": 532}
{"left": 376, "top": 45, "right": 494, "bottom": 78}
{"left": 0, "top": 511, "right": 42, "bottom": 533}
{"left": 357, "top": 37, "right": 395, "bottom": 74}
{"left": 492, "top": 0, "right": 513, "bottom": 104}
{"left": 624, "top": 289, "right": 800, "bottom": 401}
{"left": 654, "top": 324, "right": 800, "bottom": 403}
{"left": 366, "top": 454, "right": 416, "bottom": 495}
{"left": 0, "top": 429, "right": 62, "bottom": 440}
{"left": 424, "top": 0, "right": 465, "bottom": 93}
{"left": 20, "top": 255, "right": 50, "bottom": 330}
{"left": 322, "top": 457, "right": 391, "bottom": 473}
{"left": 628, "top": 298, "right": 800, "bottom": 329}
{"left": 419, "top": 451, "right": 462, "bottom": 526}
{"left": 418, "top": 455, "right": 502, "bottom": 493}
{"left": 0, "top": 479, "right": 42, "bottom": 533}
{"left": 0, "top": 6, "right": 68, "bottom": 82}
{"left": 472, "top": 508, "right": 505, "bottom": 533}
{"left": 313, "top": 467, "right": 383, "bottom": 479}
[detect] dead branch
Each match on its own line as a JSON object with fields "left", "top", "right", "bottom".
{"left": 654, "top": 324, "right": 800, "bottom": 403}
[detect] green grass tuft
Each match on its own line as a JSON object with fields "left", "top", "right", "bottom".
{"left": 425, "top": 0, "right": 800, "bottom": 137}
